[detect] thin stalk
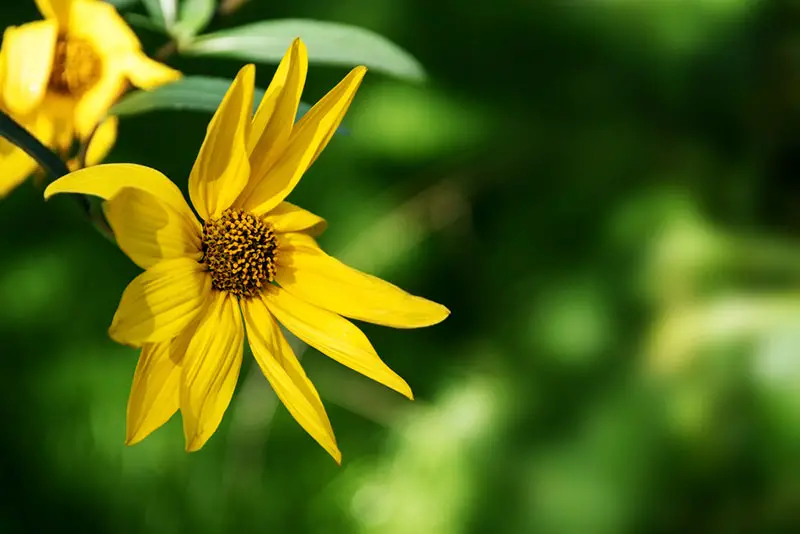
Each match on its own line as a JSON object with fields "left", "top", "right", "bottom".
{"left": 0, "top": 110, "right": 114, "bottom": 241}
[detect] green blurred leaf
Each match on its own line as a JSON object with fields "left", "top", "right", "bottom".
{"left": 182, "top": 19, "right": 426, "bottom": 81}
{"left": 124, "top": 12, "right": 168, "bottom": 33}
{"left": 104, "top": 0, "right": 139, "bottom": 9}
{"left": 173, "top": 0, "right": 216, "bottom": 43}
{"left": 142, "top": 0, "right": 177, "bottom": 29}
{"left": 111, "top": 76, "right": 312, "bottom": 119}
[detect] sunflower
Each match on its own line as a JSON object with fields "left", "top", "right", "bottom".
{"left": 0, "top": 0, "right": 180, "bottom": 197}
{"left": 44, "top": 39, "right": 449, "bottom": 461}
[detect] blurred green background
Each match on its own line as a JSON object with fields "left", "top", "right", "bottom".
{"left": 2, "top": 0, "right": 800, "bottom": 532}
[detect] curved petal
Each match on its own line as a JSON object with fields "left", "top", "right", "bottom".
{"left": 263, "top": 202, "right": 326, "bottom": 236}
{"left": 263, "top": 286, "right": 413, "bottom": 400}
{"left": 44, "top": 163, "right": 199, "bottom": 231}
{"left": 109, "top": 257, "right": 211, "bottom": 347}
{"left": 275, "top": 233, "right": 450, "bottom": 328}
{"left": 69, "top": 0, "right": 140, "bottom": 56}
{"left": 73, "top": 65, "right": 126, "bottom": 139}
{"left": 35, "top": 0, "right": 72, "bottom": 24}
{"left": 84, "top": 115, "right": 117, "bottom": 167}
{"left": 180, "top": 292, "right": 244, "bottom": 452}
{"left": 239, "top": 67, "right": 366, "bottom": 216}
{"left": 188, "top": 64, "right": 254, "bottom": 220}
{"left": 238, "top": 39, "right": 306, "bottom": 204}
{"left": 241, "top": 297, "right": 340, "bottom": 463}
{"left": 103, "top": 187, "right": 202, "bottom": 269}
{"left": 1, "top": 21, "right": 58, "bottom": 116}
{"left": 123, "top": 52, "right": 181, "bottom": 90}
{"left": 125, "top": 339, "right": 183, "bottom": 446}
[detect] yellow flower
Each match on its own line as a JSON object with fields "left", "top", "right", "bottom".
{"left": 44, "top": 39, "right": 449, "bottom": 461}
{"left": 0, "top": 0, "right": 180, "bottom": 197}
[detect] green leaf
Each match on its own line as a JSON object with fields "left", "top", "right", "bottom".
{"left": 110, "top": 76, "right": 312, "bottom": 119}
{"left": 182, "top": 19, "right": 426, "bottom": 82}
{"left": 173, "top": 0, "right": 216, "bottom": 43}
{"left": 142, "top": 0, "right": 177, "bottom": 30}
{"left": 104, "top": 0, "right": 139, "bottom": 9}
{"left": 124, "top": 12, "right": 168, "bottom": 34}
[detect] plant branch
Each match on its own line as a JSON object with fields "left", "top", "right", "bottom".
{"left": 0, "top": 110, "right": 114, "bottom": 242}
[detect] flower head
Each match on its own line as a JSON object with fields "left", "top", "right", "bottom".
{"left": 0, "top": 0, "right": 180, "bottom": 196}
{"left": 45, "top": 39, "right": 449, "bottom": 461}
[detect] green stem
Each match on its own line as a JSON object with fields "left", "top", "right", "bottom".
{"left": 0, "top": 110, "right": 114, "bottom": 241}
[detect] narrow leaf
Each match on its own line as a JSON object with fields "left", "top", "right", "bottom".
{"left": 110, "top": 76, "right": 312, "bottom": 119}
{"left": 183, "top": 19, "right": 425, "bottom": 82}
{"left": 104, "top": 0, "right": 139, "bottom": 9}
{"left": 142, "top": 0, "right": 177, "bottom": 29}
{"left": 173, "top": 0, "right": 216, "bottom": 42}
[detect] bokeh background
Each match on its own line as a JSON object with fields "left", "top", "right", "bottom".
{"left": 1, "top": 0, "right": 800, "bottom": 532}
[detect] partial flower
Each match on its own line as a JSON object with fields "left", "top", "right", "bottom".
{"left": 0, "top": 0, "right": 180, "bottom": 197}
{"left": 45, "top": 39, "right": 449, "bottom": 462}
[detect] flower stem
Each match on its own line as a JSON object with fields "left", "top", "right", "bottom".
{"left": 0, "top": 110, "right": 115, "bottom": 242}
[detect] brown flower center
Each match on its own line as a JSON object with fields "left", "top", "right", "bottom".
{"left": 201, "top": 209, "right": 278, "bottom": 299}
{"left": 49, "top": 37, "right": 102, "bottom": 97}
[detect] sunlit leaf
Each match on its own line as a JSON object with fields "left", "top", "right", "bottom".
{"left": 110, "top": 76, "right": 312, "bottom": 119}
{"left": 142, "top": 0, "right": 177, "bottom": 29}
{"left": 182, "top": 19, "right": 426, "bottom": 81}
{"left": 173, "top": 0, "right": 216, "bottom": 43}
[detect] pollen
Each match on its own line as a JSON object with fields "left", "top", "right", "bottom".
{"left": 49, "top": 37, "right": 102, "bottom": 97}
{"left": 201, "top": 209, "right": 278, "bottom": 299}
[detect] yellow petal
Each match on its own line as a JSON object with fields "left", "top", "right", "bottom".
{"left": 109, "top": 257, "right": 211, "bottom": 347}
{"left": 74, "top": 66, "right": 126, "bottom": 139}
{"left": 239, "top": 67, "right": 366, "bottom": 216}
{"left": 181, "top": 292, "right": 244, "bottom": 452}
{"left": 125, "top": 339, "right": 183, "bottom": 446}
{"left": 239, "top": 39, "right": 306, "bottom": 202}
{"left": 84, "top": 115, "right": 117, "bottom": 167}
{"left": 124, "top": 52, "right": 181, "bottom": 90}
{"left": 242, "top": 297, "right": 340, "bottom": 463}
{"left": 188, "top": 64, "right": 254, "bottom": 220}
{"left": 44, "top": 163, "right": 199, "bottom": 232}
{"left": 263, "top": 202, "right": 326, "bottom": 236}
{"left": 35, "top": 0, "right": 72, "bottom": 24}
{"left": 276, "top": 233, "right": 450, "bottom": 328}
{"left": 103, "top": 187, "right": 202, "bottom": 269}
{"left": 69, "top": 0, "right": 140, "bottom": 56}
{"left": 0, "top": 142, "right": 38, "bottom": 198}
{"left": 1, "top": 21, "right": 58, "bottom": 116}
{"left": 263, "top": 286, "right": 413, "bottom": 400}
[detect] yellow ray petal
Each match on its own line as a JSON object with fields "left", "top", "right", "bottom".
{"left": 44, "top": 163, "right": 199, "bottom": 231}
{"left": 263, "top": 202, "right": 326, "bottom": 236}
{"left": 124, "top": 52, "right": 181, "bottom": 90}
{"left": 35, "top": 0, "right": 72, "bottom": 24}
{"left": 180, "top": 292, "right": 244, "bottom": 452}
{"left": 239, "top": 66, "right": 365, "bottom": 216}
{"left": 1, "top": 21, "right": 58, "bottom": 116}
{"left": 263, "top": 286, "right": 413, "bottom": 400}
{"left": 74, "top": 66, "right": 126, "bottom": 139}
{"left": 109, "top": 257, "right": 211, "bottom": 347}
{"left": 276, "top": 233, "right": 450, "bottom": 328}
{"left": 188, "top": 64, "right": 254, "bottom": 220}
{"left": 242, "top": 297, "right": 340, "bottom": 463}
{"left": 239, "top": 39, "right": 306, "bottom": 201}
{"left": 69, "top": 0, "right": 140, "bottom": 56}
{"left": 126, "top": 339, "right": 184, "bottom": 446}
{"left": 84, "top": 115, "right": 117, "bottom": 167}
{"left": 103, "top": 187, "right": 202, "bottom": 269}
{"left": 0, "top": 142, "right": 38, "bottom": 198}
